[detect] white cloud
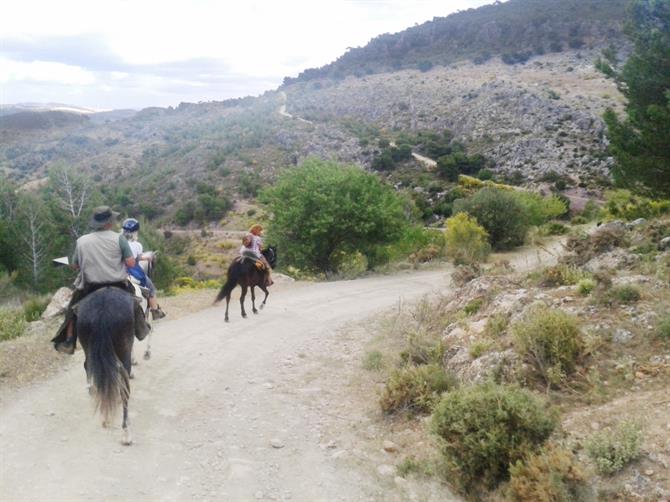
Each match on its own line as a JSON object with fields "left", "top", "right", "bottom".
{"left": 0, "top": 58, "right": 95, "bottom": 85}
{"left": 1, "top": 0, "right": 498, "bottom": 107}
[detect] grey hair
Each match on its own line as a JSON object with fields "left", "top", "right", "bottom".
{"left": 123, "top": 230, "right": 138, "bottom": 241}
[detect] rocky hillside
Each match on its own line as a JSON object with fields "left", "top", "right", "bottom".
{"left": 0, "top": 0, "right": 632, "bottom": 223}
{"left": 368, "top": 218, "right": 670, "bottom": 500}
{"left": 283, "top": 48, "right": 623, "bottom": 182}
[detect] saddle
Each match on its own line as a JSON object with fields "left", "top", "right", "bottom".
{"left": 236, "top": 254, "right": 266, "bottom": 271}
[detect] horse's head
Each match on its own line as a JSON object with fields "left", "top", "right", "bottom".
{"left": 263, "top": 245, "right": 277, "bottom": 269}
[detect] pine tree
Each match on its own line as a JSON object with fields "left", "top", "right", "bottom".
{"left": 603, "top": 0, "right": 670, "bottom": 197}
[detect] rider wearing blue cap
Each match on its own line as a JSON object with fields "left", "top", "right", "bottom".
{"left": 121, "top": 218, "right": 166, "bottom": 321}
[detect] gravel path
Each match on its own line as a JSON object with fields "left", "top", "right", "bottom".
{"left": 0, "top": 269, "right": 458, "bottom": 501}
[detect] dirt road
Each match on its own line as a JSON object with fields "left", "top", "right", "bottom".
{"left": 0, "top": 242, "right": 563, "bottom": 501}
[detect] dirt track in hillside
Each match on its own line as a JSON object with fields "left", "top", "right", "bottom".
{"left": 0, "top": 241, "right": 564, "bottom": 502}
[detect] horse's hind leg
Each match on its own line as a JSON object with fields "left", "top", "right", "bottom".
{"left": 251, "top": 286, "right": 258, "bottom": 314}
{"left": 84, "top": 359, "right": 94, "bottom": 396}
{"left": 225, "top": 293, "right": 231, "bottom": 322}
{"left": 143, "top": 331, "right": 152, "bottom": 360}
{"left": 120, "top": 351, "right": 132, "bottom": 446}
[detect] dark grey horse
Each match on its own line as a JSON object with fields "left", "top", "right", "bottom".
{"left": 77, "top": 287, "right": 135, "bottom": 445}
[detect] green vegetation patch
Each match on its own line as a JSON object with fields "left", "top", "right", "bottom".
{"left": 380, "top": 364, "right": 454, "bottom": 415}
{"left": 260, "top": 158, "right": 410, "bottom": 273}
{"left": 586, "top": 421, "right": 643, "bottom": 475}
{"left": 453, "top": 188, "right": 530, "bottom": 250}
{"left": 444, "top": 212, "right": 490, "bottom": 265}
{"left": 0, "top": 307, "right": 27, "bottom": 342}
{"left": 507, "top": 444, "right": 590, "bottom": 501}
{"left": 512, "top": 305, "right": 585, "bottom": 388}
{"left": 431, "top": 383, "right": 557, "bottom": 493}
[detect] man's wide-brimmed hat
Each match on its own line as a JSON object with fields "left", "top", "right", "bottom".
{"left": 90, "top": 206, "right": 120, "bottom": 229}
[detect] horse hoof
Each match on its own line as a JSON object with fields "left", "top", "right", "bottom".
{"left": 129, "top": 372, "right": 135, "bottom": 379}
{"left": 131, "top": 358, "right": 138, "bottom": 366}
{"left": 253, "top": 310, "right": 258, "bottom": 315}
{"left": 225, "top": 318, "right": 229, "bottom": 323}
{"left": 260, "top": 304, "right": 265, "bottom": 310}
{"left": 242, "top": 314, "right": 247, "bottom": 319}
{"left": 122, "top": 429, "right": 133, "bottom": 446}
{"left": 102, "top": 420, "right": 109, "bottom": 428}
{"left": 143, "top": 350, "right": 151, "bottom": 360}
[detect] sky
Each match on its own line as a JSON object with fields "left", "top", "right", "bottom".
{"left": 0, "top": 0, "right": 495, "bottom": 110}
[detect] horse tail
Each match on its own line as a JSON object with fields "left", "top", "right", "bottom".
{"left": 214, "top": 261, "right": 242, "bottom": 303}
{"left": 77, "top": 288, "right": 133, "bottom": 424}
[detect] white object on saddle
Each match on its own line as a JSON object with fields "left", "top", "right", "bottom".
{"left": 139, "top": 251, "right": 155, "bottom": 273}
{"left": 53, "top": 256, "right": 70, "bottom": 267}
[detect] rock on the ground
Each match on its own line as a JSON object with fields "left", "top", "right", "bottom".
{"left": 270, "top": 438, "right": 285, "bottom": 449}
{"left": 41, "top": 287, "right": 72, "bottom": 319}
{"left": 377, "top": 464, "right": 396, "bottom": 477}
{"left": 584, "top": 248, "right": 638, "bottom": 273}
{"left": 612, "top": 328, "right": 634, "bottom": 345}
{"left": 444, "top": 346, "right": 519, "bottom": 384}
{"left": 382, "top": 440, "right": 398, "bottom": 453}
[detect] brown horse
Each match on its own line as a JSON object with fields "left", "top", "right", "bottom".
{"left": 214, "top": 246, "right": 276, "bottom": 322}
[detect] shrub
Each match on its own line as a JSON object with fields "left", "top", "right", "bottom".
{"left": 540, "top": 221, "right": 569, "bottom": 236}
{"left": 540, "top": 264, "right": 590, "bottom": 287}
{"left": 381, "top": 226, "right": 445, "bottom": 265}
{"left": 0, "top": 307, "right": 27, "bottom": 341}
{"left": 604, "top": 190, "right": 670, "bottom": 221}
{"left": 485, "top": 313, "right": 510, "bottom": 338}
{"left": 507, "top": 443, "right": 590, "bottom": 501}
{"left": 657, "top": 315, "right": 670, "bottom": 341}
{"left": 397, "top": 456, "right": 419, "bottom": 476}
{"left": 601, "top": 284, "right": 642, "bottom": 305}
{"left": 514, "top": 192, "right": 568, "bottom": 226}
{"left": 444, "top": 213, "right": 491, "bottom": 265}
{"left": 362, "top": 350, "right": 383, "bottom": 371}
{"left": 464, "top": 298, "right": 484, "bottom": 315}
{"left": 586, "top": 421, "right": 643, "bottom": 475}
{"left": 577, "top": 278, "right": 596, "bottom": 296}
{"left": 380, "top": 364, "right": 454, "bottom": 415}
{"left": 469, "top": 339, "right": 494, "bottom": 359}
{"left": 409, "top": 244, "right": 441, "bottom": 264}
{"left": 591, "top": 225, "right": 627, "bottom": 253}
{"left": 431, "top": 383, "right": 557, "bottom": 493}
{"left": 477, "top": 168, "right": 494, "bottom": 180}
{"left": 453, "top": 188, "right": 529, "bottom": 250}
{"left": 512, "top": 305, "right": 584, "bottom": 387}
{"left": 329, "top": 249, "right": 368, "bottom": 278}
{"left": 22, "top": 295, "right": 50, "bottom": 322}
{"left": 400, "top": 332, "right": 444, "bottom": 366}
{"left": 613, "top": 285, "right": 641, "bottom": 303}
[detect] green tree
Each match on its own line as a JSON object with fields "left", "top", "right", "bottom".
{"left": 260, "top": 159, "right": 409, "bottom": 271}
{"left": 453, "top": 188, "right": 530, "bottom": 250}
{"left": 0, "top": 178, "right": 19, "bottom": 273}
{"left": 603, "top": 0, "right": 670, "bottom": 197}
